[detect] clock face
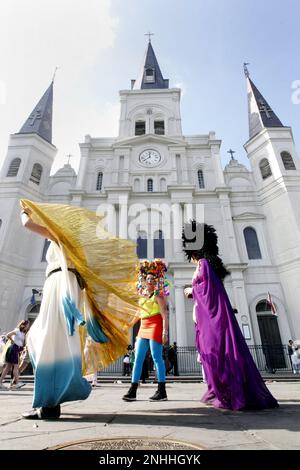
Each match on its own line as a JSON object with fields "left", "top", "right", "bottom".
{"left": 139, "top": 149, "right": 161, "bottom": 167}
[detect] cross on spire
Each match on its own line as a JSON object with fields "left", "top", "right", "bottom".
{"left": 258, "top": 99, "right": 272, "bottom": 118}
{"left": 145, "top": 31, "right": 154, "bottom": 43}
{"left": 243, "top": 62, "right": 250, "bottom": 78}
{"left": 66, "top": 154, "right": 73, "bottom": 165}
{"left": 29, "top": 109, "right": 42, "bottom": 126}
{"left": 52, "top": 66, "right": 58, "bottom": 83}
{"left": 227, "top": 149, "right": 236, "bottom": 160}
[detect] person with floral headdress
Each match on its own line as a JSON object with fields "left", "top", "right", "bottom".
{"left": 122, "top": 259, "right": 170, "bottom": 402}
{"left": 182, "top": 221, "right": 278, "bottom": 411}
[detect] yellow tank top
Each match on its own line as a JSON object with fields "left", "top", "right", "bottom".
{"left": 139, "top": 295, "right": 160, "bottom": 319}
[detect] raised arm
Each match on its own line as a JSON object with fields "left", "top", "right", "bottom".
{"left": 21, "top": 210, "right": 57, "bottom": 242}
{"left": 156, "top": 295, "right": 169, "bottom": 345}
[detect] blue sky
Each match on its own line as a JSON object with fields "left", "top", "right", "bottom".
{"left": 0, "top": 0, "right": 299, "bottom": 172}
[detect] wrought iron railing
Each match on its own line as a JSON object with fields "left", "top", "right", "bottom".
{"left": 101, "top": 344, "right": 294, "bottom": 375}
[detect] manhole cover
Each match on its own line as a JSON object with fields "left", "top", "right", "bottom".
{"left": 48, "top": 437, "right": 204, "bottom": 450}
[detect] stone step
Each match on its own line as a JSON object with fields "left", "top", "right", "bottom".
{"left": 10, "top": 374, "right": 300, "bottom": 384}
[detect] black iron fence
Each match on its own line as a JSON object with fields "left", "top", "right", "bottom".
{"left": 101, "top": 344, "right": 294, "bottom": 375}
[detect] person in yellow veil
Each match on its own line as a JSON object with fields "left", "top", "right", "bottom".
{"left": 19, "top": 199, "right": 140, "bottom": 420}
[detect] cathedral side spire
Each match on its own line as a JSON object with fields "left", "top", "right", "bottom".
{"left": 245, "top": 67, "right": 284, "bottom": 139}
{"left": 132, "top": 39, "right": 169, "bottom": 90}
{"left": 17, "top": 81, "right": 54, "bottom": 144}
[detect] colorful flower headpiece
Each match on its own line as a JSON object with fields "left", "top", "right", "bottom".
{"left": 137, "top": 258, "right": 170, "bottom": 297}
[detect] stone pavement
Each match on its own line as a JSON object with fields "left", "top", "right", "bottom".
{"left": 0, "top": 381, "right": 299, "bottom": 450}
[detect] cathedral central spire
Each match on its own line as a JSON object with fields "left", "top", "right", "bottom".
{"left": 132, "top": 39, "right": 169, "bottom": 90}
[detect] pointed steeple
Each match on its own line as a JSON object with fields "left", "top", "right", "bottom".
{"left": 132, "top": 40, "right": 169, "bottom": 90}
{"left": 245, "top": 66, "right": 284, "bottom": 139}
{"left": 17, "top": 81, "right": 53, "bottom": 144}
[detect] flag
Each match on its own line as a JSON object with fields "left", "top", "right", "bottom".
{"left": 267, "top": 292, "right": 277, "bottom": 315}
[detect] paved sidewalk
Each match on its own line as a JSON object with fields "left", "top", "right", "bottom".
{"left": 0, "top": 381, "right": 299, "bottom": 450}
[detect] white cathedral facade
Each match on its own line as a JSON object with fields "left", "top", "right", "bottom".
{"left": 0, "top": 42, "right": 300, "bottom": 353}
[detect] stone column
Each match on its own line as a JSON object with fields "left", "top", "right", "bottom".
{"left": 107, "top": 203, "right": 117, "bottom": 236}
{"left": 175, "top": 285, "right": 188, "bottom": 346}
{"left": 173, "top": 203, "right": 183, "bottom": 254}
{"left": 119, "top": 197, "right": 128, "bottom": 239}
{"left": 76, "top": 142, "right": 90, "bottom": 188}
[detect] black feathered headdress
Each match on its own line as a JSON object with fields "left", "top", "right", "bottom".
{"left": 182, "top": 220, "right": 230, "bottom": 281}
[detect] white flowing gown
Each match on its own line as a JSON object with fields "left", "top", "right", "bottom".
{"left": 27, "top": 241, "right": 91, "bottom": 408}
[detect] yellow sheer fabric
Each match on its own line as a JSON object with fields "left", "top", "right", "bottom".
{"left": 20, "top": 199, "right": 140, "bottom": 375}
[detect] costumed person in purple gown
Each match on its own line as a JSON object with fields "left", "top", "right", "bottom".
{"left": 182, "top": 221, "right": 278, "bottom": 411}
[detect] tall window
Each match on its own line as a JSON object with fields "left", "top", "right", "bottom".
{"left": 243, "top": 227, "right": 262, "bottom": 260}
{"left": 281, "top": 151, "right": 296, "bottom": 170}
{"left": 0, "top": 219, "right": 2, "bottom": 230}
{"left": 135, "top": 120, "right": 146, "bottom": 135}
{"left": 7, "top": 158, "right": 21, "bottom": 177}
{"left": 197, "top": 169, "right": 205, "bottom": 188}
{"left": 259, "top": 158, "right": 272, "bottom": 180}
{"left": 154, "top": 230, "right": 165, "bottom": 258}
{"left": 160, "top": 178, "right": 167, "bottom": 192}
{"left": 176, "top": 154, "right": 182, "bottom": 184}
{"left": 147, "top": 178, "right": 153, "bottom": 192}
{"left": 41, "top": 239, "right": 51, "bottom": 262}
{"left": 96, "top": 171, "right": 103, "bottom": 191}
{"left": 154, "top": 120, "right": 165, "bottom": 135}
{"left": 133, "top": 178, "right": 140, "bottom": 192}
{"left": 144, "top": 67, "right": 155, "bottom": 83}
{"left": 137, "top": 231, "right": 147, "bottom": 259}
{"left": 30, "top": 163, "right": 43, "bottom": 185}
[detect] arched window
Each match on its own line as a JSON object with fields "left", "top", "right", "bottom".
{"left": 7, "top": 158, "right": 21, "bottom": 177}
{"left": 137, "top": 231, "right": 147, "bottom": 259}
{"left": 41, "top": 239, "right": 51, "bottom": 262}
{"left": 96, "top": 171, "right": 103, "bottom": 191}
{"left": 256, "top": 300, "right": 272, "bottom": 313}
{"left": 259, "top": 158, "right": 272, "bottom": 180}
{"left": 160, "top": 178, "right": 167, "bottom": 192}
{"left": 147, "top": 178, "right": 153, "bottom": 192}
{"left": 154, "top": 120, "right": 165, "bottom": 135}
{"left": 243, "top": 227, "right": 262, "bottom": 259}
{"left": 30, "top": 163, "right": 43, "bottom": 185}
{"left": 281, "top": 151, "right": 296, "bottom": 170}
{"left": 133, "top": 178, "right": 140, "bottom": 192}
{"left": 144, "top": 67, "right": 155, "bottom": 83}
{"left": 197, "top": 169, "right": 205, "bottom": 188}
{"left": 135, "top": 120, "right": 146, "bottom": 135}
{"left": 154, "top": 230, "right": 165, "bottom": 258}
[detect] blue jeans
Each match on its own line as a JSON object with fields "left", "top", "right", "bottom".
{"left": 132, "top": 337, "right": 165, "bottom": 383}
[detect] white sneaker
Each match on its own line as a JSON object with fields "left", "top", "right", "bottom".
{"left": 0, "top": 384, "right": 8, "bottom": 390}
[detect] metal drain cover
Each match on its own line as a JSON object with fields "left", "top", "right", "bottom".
{"left": 48, "top": 437, "right": 204, "bottom": 451}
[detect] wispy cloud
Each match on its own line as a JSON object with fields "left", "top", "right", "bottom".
{"left": 0, "top": 0, "right": 119, "bottom": 172}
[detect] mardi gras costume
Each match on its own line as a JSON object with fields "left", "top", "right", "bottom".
{"left": 122, "top": 259, "right": 170, "bottom": 402}
{"left": 183, "top": 222, "right": 278, "bottom": 411}
{"left": 20, "top": 199, "right": 140, "bottom": 412}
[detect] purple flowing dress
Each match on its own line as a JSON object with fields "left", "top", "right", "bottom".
{"left": 192, "top": 258, "right": 278, "bottom": 410}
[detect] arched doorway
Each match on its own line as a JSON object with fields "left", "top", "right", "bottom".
{"left": 26, "top": 303, "right": 40, "bottom": 326}
{"left": 256, "top": 300, "right": 285, "bottom": 371}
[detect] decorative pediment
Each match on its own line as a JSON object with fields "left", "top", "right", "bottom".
{"left": 232, "top": 212, "right": 266, "bottom": 221}
{"left": 113, "top": 133, "right": 184, "bottom": 148}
